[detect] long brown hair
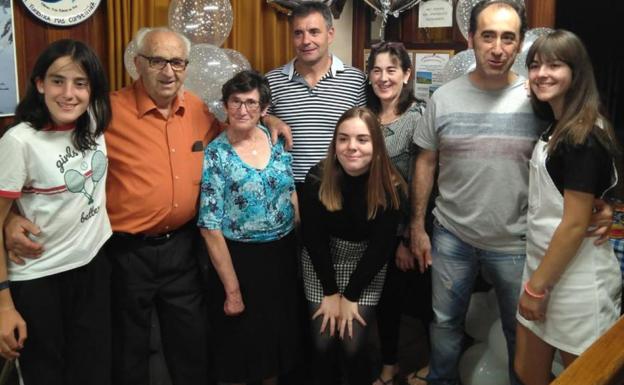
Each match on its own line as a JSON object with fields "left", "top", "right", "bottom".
{"left": 319, "top": 107, "right": 407, "bottom": 219}
{"left": 526, "top": 29, "right": 619, "bottom": 156}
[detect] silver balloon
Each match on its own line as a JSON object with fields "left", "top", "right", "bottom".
{"left": 207, "top": 99, "right": 227, "bottom": 122}
{"left": 441, "top": 49, "right": 476, "bottom": 84}
{"left": 223, "top": 48, "right": 251, "bottom": 72}
{"left": 511, "top": 27, "right": 554, "bottom": 78}
{"left": 123, "top": 40, "right": 139, "bottom": 80}
{"left": 455, "top": 0, "right": 525, "bottom": 41}
{"left": 168, "top": 0, "right": 233, "bottom": 46}
{"left": 184, "top": 44, "right": 236, "bottom": 112}
{"left": 364, "top": 0, "right": 422, "bottom": 41}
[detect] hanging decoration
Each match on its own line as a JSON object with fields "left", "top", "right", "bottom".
{"left": 364, "top": 0, "right": 422, "bottom": 41}
{"left": 168, "top": 0, "right": 233, "bottom": 46}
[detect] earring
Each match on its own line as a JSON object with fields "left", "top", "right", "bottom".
{"left": 404, "top": 80, "right": 408, "bottom": 84}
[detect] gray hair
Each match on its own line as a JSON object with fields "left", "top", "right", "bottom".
{"left": 290, "top": 1, "right": 333, "bottom": 29}
{"left": 134, "top": 27, "right": 191, "bottom": 57}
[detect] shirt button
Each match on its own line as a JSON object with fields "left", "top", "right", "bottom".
{"left": 174, "top": 203, "right": 179, "bottom": 208}
{"left": 171, "top": 148, "right": 176, "bottom": 153}
{"left": 165, "top": 226, "right": 170, "bottom": 230}
{"left": 175, "top": 175, "right": 179, "bottom": 180}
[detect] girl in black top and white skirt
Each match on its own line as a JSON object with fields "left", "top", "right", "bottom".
{"left": 299, "top": 107, "right": 406, "bottom": 385}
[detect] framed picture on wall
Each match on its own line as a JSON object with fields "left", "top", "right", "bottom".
{"left": 413, "top": 49, "right": 454, "bottom": 101}
{"left": 0, "top": 0, "right": 19, "bottom": 117}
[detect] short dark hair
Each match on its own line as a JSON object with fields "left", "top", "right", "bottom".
{"left": 13, "top": 39, "right": 111, "bottom": 152}
{"left": 221, "top": 70, "right": 271, "bottom": 109}
{"left": 366, "top": 41, "right": 424, "bottom": 116}
{"left": 469, "top": 0, "right": 527, "bottom": 40}
{"left": 290, "top": 1, "right": 333, "bottom": 28}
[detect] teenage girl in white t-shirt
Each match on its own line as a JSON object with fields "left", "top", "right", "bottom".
{"left": 0, "top": 40, "right": 112, "bottom": 385}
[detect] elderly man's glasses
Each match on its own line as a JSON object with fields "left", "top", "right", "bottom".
{"left": 228, "top": 99, "right": 261, "bottom": 112}
{"left": 139, "top": 54, "right": 189, "bottom": 71}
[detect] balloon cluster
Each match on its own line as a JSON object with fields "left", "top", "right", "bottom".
{"left": 461, "top": 289, "right": 564, "bottom": 384}
{"left": 123, "top": 0, "right": 251, "bottom": 121}
{"left": 364, "top": 0, "right": 423, "bottom": 41}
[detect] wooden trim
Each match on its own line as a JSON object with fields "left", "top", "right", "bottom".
{"left": 526, "top": 0, "right": 557, "bottom": 27}
{"left": 551, "top": 316, "right": 624, "bottom": 385}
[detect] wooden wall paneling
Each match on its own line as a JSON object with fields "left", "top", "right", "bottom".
{"left": 525, "top": 0, "right": 556, "bottom": 28}
{"left": 1, "top": 1, "right": 108, "bottom": 131}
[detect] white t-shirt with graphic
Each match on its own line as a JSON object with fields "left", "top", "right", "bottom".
{"left": 0, "top": 122, "right": 112, "bottom": 281}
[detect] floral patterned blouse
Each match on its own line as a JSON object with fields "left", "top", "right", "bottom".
{"left": 197, "top": 126, "right": 295, "bottom": 242}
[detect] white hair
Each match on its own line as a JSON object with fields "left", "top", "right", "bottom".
{"left": 133, "top": 27, "right": 191, "bottom": 57}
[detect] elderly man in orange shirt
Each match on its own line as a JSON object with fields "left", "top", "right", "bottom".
{"left": 4, "top": 27, "right": 290, "bottom": 385}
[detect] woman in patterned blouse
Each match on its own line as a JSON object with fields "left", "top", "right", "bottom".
{"left": 197, "top": 70, "right": 300, "bottom": 385}
{"left": 366, "top": 41, "right": 431, "bottom": 385}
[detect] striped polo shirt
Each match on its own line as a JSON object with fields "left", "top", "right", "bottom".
{"left": 266, "top": 55, "right": 366, "bottom": 182}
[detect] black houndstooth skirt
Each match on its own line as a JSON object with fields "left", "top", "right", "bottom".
{"left": 301, "top": 236, "right": 387, "bottom": 306}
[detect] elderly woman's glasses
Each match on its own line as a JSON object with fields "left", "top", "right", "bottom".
{"left": 138, "top": 54, "right": 189, "bottom": 71}
{"left": 228, "top": 99, "right": 261, "bottom": 112}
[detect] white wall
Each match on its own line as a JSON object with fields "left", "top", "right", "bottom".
{"left": 330, "top": 0, "right": 353, "bottom": 66}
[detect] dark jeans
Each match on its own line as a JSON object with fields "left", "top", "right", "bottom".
{"left": 12, "top": 248, "right": 111, "bottom": 385}
{"left": 107, "top": 225, "right": 209, "bottom": 385}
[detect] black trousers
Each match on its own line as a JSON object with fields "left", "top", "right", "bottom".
{"left": 12, "top": 248, "right": 111, "bottom": 385}
{"left": 107, "top": 225, "right": 209, "bottom": 385}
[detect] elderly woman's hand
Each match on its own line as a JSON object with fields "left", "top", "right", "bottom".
{"left": 312, "top": 293, "right": 341, "bottom": 336}
{"left": 224, "top": 289, "right": 245, "bottom": 316}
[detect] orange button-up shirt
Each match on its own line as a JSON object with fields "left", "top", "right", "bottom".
{"left": 106, "top": 80, "right": 222, "bottom": 234}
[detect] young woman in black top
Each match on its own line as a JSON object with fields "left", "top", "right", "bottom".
{"left": 299, "top": 107, "right": 406, "bottom": 384}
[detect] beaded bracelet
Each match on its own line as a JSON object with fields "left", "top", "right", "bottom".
{"left": 524, "top": 281, "right": 546, "bottom": 299}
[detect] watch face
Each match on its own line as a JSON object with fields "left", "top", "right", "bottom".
{"left": 22, "top": 0, "right": 102, "bottom": 27}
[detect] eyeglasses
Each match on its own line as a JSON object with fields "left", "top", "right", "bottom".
{"left": 370, "top": 41, "right": 406, "bottom": 51}
{"left": 138, "top": 54, "right": 189, "bottom": 71}
{"left": 227, "top": 99, "right": 261, "bottom": 112}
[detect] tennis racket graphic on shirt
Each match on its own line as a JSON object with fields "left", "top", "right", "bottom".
{"left": 64, "top": 150, "right": 107, "bottom": 204}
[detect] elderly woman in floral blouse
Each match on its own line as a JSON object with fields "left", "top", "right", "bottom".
{"left": 198, "top": 70, "right": 300, "bottom": 385}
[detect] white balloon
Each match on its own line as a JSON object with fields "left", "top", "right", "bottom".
{"left": 511, "top": 27, "right": 555, "bottom": 78}
{"left": 441, "top": 49, "right": 476, "bottom": 84}
{"left": 184, "top": 44, "right": 236, "bottom": 110}
{"left": 487, "top": 319, "right": 508, "bottom": 366}
{"left": 168, "top": 0, "right": 233, "bottom": 46}
{"left": 223, "top": 48, "right": 251, "bottom": 72}
{"left": 459, "top": 343, "right": 510, "bottom": 385}
{"left": 207, "top": 99, "right": 226, "bottom": 122}
{"left": 465, "top": 292, "right": 496, "bottom": 341}
{"left": 124, "top": 40, "right": 139, "bottom": 80}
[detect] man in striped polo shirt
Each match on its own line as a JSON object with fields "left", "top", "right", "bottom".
{"left": 265, "top": 1, "right": 366, "bottom": 186}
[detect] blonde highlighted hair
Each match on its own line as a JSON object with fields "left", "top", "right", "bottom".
{"left": 319, "top": 107, "right": 406, "bottom": 219}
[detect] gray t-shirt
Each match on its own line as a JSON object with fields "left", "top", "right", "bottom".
{"left": 413, "top": 75, "right": 547, "bottom": 253}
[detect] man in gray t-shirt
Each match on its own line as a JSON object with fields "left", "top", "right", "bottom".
{"left": 409, "top": 2, "right": 534, "bottom": 385}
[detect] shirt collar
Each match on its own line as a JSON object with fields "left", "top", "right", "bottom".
{"left": 133, "top": 80, "right": 186, "bottom": 118}
{"left": 281, "top": 54, "right": 345, "bottom": 80}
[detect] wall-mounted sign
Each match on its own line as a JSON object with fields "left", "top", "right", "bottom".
{"left": 1, "top": 0, "right": 19, "bottom": 116}
{"left": 21, "top": 0, "right": 102, "bottom": 26}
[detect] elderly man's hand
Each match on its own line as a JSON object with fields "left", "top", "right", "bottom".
{"left": 4, "top": 213, "right": 43, "bottom": 265}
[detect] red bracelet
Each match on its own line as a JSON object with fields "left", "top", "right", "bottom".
{"left": 524, "top": 281, "right": 547, "bottom": 299}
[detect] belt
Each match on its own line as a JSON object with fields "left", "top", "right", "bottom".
{"left": 113, "top": 222, "right": 193, "bottom": 245}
